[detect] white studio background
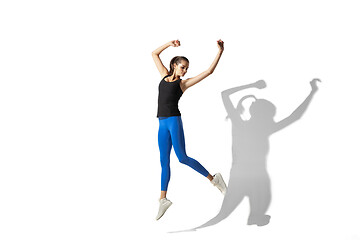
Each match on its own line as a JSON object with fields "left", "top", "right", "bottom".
{"left": 1, "top": 0, "right": 359, "bottom": 240}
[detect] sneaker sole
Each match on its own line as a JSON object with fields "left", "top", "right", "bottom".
{"left": 156, "top": 201, "right": 172, "bottom": 220}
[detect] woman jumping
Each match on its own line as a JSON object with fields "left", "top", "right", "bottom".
{"left": 152, "top": 39, "right": 227, "bottom": 220}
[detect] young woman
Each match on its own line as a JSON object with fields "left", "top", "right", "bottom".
{"left": 152, "top": 39, "right": 227, "bottom": 220}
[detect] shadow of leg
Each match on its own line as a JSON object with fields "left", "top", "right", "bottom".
{"left": 194, "top": 180, "right": 246, "bottom": 230}
{"left": 247, "top": 177, "right": 271, "bottom": 226}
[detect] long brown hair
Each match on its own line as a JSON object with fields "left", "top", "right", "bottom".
{"left": 169, "top": 56, "right": 189, "bottom": 76}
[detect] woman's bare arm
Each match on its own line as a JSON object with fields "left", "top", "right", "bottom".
{"left": 152, "top": 40, "right": 180, "bottom": 78}
{"left": 180, "top": 40, "right": 224, "bottom": 92}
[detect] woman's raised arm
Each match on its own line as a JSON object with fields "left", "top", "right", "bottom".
{"left": 152, "top": 40, "right": 180, "bottom": 78}
{"left": 180, "top": 40, "right": 224, "bottom": 92}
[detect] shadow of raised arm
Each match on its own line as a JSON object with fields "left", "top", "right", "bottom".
{"left": 222, "top": 80, "right": 266, "bottom": 121}
{"left": 272, "top": 79, "right": 321, "bottom": 133}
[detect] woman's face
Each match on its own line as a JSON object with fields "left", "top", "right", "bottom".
{"left": 174, "top": 61, "right": 189, "bottom": 77}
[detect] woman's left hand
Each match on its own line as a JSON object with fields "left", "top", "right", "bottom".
{"left": 217, "top": 39, "right": 224, "bottom": 52}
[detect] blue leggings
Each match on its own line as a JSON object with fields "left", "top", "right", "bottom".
{"left": 158, "top": 116, "right": 209, "bottom": 191}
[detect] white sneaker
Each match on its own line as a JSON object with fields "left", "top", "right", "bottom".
{"left": 156, "top": 198, "right": 172, "bottom": 220}
{"left": 211, "top": 173, "right": 227, "bottom": 195}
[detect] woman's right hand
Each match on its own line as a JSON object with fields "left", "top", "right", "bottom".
{"left": 169, "top": 40, "right": 180, "bottom": 47}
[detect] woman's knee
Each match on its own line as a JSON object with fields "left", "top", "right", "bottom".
{"left": 172, "top": 146, "right": 187, "bottom": 163}
{"left": 178, "top": 156, "right": 190, "bottom": 165}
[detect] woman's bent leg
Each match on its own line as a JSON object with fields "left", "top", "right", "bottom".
{"left": 169, "top": 117, "right": 209, "bottom": 177}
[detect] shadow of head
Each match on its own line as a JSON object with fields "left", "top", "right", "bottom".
{"left": 230, "top": 94, "right": 277, "bottom": 124}
{"left": 248, "top": 99, "right": 276, "bottom": 121}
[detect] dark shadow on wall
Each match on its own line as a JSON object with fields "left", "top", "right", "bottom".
{"left": 171, "top": 78, "right": 320, "bottom": 233}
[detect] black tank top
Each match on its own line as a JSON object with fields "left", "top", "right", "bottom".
{"left": 157, "top": 75, "right": 183, "bottom": 117}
